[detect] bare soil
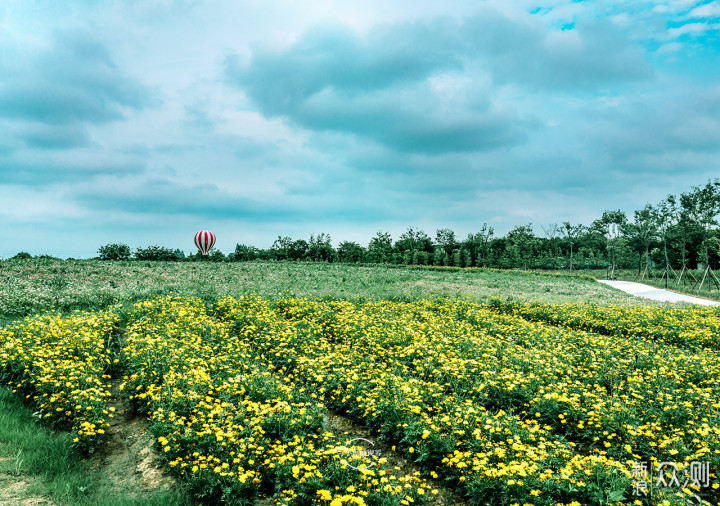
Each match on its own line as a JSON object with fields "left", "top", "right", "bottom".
{"left": 87, "top": 378, "right": 175, "bottom": 494}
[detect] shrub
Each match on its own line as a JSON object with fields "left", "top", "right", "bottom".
{"left": 210, "top": 249, "right": 225, "bottom": 262}
{"left": 233, "top": 244, "right": 257, "bottom": 262}
{"left": 133, "top": 245, "right": 180, "bottom": 261}
{"left": 98, "top": 243, "right": 131, "bottom": 261}
{"left": 11, "top": 252, "right": 32, "bottom": 259}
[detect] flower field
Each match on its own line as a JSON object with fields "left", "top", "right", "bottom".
{"left": 0, "top": 309, "right": 119, "bottom": 453}
{"left": 1, "top": 292, "right": 720, "bottom": 505}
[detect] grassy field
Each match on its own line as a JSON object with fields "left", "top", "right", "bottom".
{"left": 1, "top": 259, "right": 718, "bottom": 505}
{"left": 0, "top": 258, "right": 655, "bottom": 322}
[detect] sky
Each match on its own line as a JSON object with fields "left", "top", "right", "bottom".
{"left": 1, "top": 0, "right": 719, "bottom": 258}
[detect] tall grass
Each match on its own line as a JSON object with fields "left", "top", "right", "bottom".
{"left": 0, "top": 258, "right": 648, "bottom": 320}
{"left": 0, "top": 386, "right": 192, "bottom": 505}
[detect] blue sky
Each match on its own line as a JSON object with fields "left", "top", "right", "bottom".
{"left": 1, "top": 0, "right": 719, "bottom": 257}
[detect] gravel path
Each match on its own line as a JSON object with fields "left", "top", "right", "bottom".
{"left": 597, "top": 279, "right": 720, "bottom": 306}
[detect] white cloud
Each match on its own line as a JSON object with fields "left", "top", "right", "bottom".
{"left": 687, "top": 1, "right": 720, "bottom": 18}
{"left": 668, "top": 21, "right": 720, "bottom": 37}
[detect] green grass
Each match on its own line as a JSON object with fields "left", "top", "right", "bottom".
{"left": 0, "top": 258, "right": 655, "bottom": 321}
{"left": 0, "top": 386, "right": 192, "bottom": 505}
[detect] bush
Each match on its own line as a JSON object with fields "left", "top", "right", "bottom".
{"left": 11, "top": 252, "right": 32, "bottom": 259}
{"left": 233, "top": 244, "right": 257, "bottom": 262}
{"left": 98, "top": 243, "right": 131, "bottom": 261}
{"left": 134, "top": 245, "right": 180, "bottom": 261}
{"left": 210, "top": 250, "right": 225, "bottom": 262}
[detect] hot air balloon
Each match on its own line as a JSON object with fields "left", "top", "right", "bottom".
{"left": 194, "top": 230, "right": 216, "bottom": 255}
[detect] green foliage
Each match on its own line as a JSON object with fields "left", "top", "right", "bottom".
{"left": 98, "top": 243, "right": 131, "bottom": 261}
{"left": 337, "top": 241, "right": 364, "bottom": 262}
{"left": 395, "top": 227, "right": 433, "bottom": 253}
{"left": 133, "top": 245, "right": 181, "bottom": 262}
{"left": 233, "top": 243, "right": 257, "bottom": 261}
{"left": 366, "top": 231, "right": 392, "bottom": 263}
{"left": 12, "top": 252, "right": 32, "bottom": 259}
{"left": 306, "top": 233, "right": 336, "bottom": 262}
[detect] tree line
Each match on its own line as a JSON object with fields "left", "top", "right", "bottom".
{"left": 92, "top": 179, "right": 719, "bottom": 272}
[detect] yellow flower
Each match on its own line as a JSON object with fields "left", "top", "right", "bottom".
{"left": 317, "top": 490, "right": 332, "bottom": 501}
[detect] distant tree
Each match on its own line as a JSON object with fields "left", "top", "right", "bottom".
{"left": 283, "top": 239, "right": 307, "bottom": 260}
{"left": 395, "top": 227, "right": 433, "bottom": 253}
{"left": 473, "top": 223, "right": 494, "bottom": 268}
{"left": 658, "top": 194, "right": 689, "bottom": 269}
{"left": 210, "top": 249, "right": 226, "bottom": 262}
{"left": 432, "top": 246, "right": 443, "bottom": 266}
{"left": 98, "top": 243, "right": 131, "bottom": 261}
{"left": 681, "top": 179, "right": 720, "bottom": 270}
{"left": 254, "top": 248, "right": 275, "bottom": 261}
{"left": 435, "top": 228, "right": 458, "bottom": 257}
{"left": 541, "top": 223, "right": 560, "bottom": 257}
{"left": 462, "top": 249, "right": 472, "bottom": 268}
{"left": 561, "top": 222, "right": 584, "bottom": 270}
{"left": 134, "top": 245, "right": 180, "bottom": 261}
{"left": 234, "top": 244, "right": 257, "bottom": 261}
{"left": 337, "top": 241, "right": 365, "bottom": 262}
{"left": 271, "top": 236, "right": 294, "bottom": 261}
{"left": 506, "top": 224, "right": 537, "bottom": 269}
{"left": 625, "top": 204, "right": 659, "bottom": 275}
{"left": 366, "top": 231, "right": 393, "bottom": 263}
{"left": 452, "top": 249, "right": 462, "bottom": 267}
{"left": 306, "top": 233, "right": 336, "bottom": 262}
{"left": 595, "top": 210, "right": 628, "bottom": 273}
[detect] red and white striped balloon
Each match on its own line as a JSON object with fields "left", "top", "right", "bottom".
{"left": 194, "top": 230, "right": 216, "bottom": 255}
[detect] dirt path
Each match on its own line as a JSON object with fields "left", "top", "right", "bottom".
{"left": 0, "top": 456, "right": 56, "bottom": 506}
{"left": 87, "top": 378, "right": 175, "bottom": 493}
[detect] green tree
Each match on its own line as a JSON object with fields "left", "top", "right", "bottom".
{"left": 306, "top": 233, "right": 336, "bottom": 262}
{"left": 561, "top": 222, "right": 584, "bottom": 270}
{"left": 625, "top": 204, "right": 659, "bottom": 276}
{"left": 452, "top": 249, "right": 463, "bottom": 267}
{"left": 432, "top": 247, "right": 443, "bottom": 266}
{"left": 366, "top": 231, "right": 392, "bottom": 263}
{"left": 506, "top": 224, "right": 537, "bottom": 269}
{"left": 395, "top": 227, "right": 433, "bottom": 253}
{"left": 98, "top": 243, "right": 131, "bottom": 261}
{"left": 337, "top": 241, "right": 365, "bottom": 262}
{"left": 594, "top": 210, "right": 628, "bottom": 275}
{"left": 134, "top": 245, "right": 180, "bottom": 261}
{"left": 210, "top": 249, "right": 226, "bottom": 262}
{"left": 681, "top": 179, "right": 720, "bottom": 270}
{"left": 271, "top": 236, "right": 293, "bottom": 261}
{"left": 471, "top": 224, "right": 494, "bottom": 268}
{"left": 435, "top": 228, "right": 458, "bottom": 257}
{"left": 233, "top": 244, "right": 258, "bottom": 261}
{"left": 288, "top": 239, "right": 309, "bottom": 260}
